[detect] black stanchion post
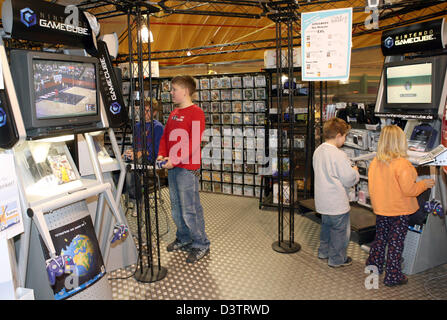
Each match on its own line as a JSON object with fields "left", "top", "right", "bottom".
{"left": 135, "top": 5, "right": 167, "bottom": 282}
{"left": 268, "top": 1, "right": 301, "bottom": 254}
{"left": 128, "top": 9, "right": 145, "bottom": 276}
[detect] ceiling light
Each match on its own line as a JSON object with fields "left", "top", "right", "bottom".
{"left": 141, "top": 25, "right": 154, "bottom": 43}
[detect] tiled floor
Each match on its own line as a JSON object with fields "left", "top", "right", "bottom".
{"left": 108, "top": 189, "right": 447, "bottom": 300}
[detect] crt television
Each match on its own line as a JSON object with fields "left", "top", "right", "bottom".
{"left": 383, "top": 55, "right": 447, "bottom": 112}
{"left": 10, "top": 50, "right": 104, "bottom": 138}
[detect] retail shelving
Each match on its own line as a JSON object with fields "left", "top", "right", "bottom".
{"left": 158, "top": 73, "right": 268, "bottom": 198}
{"left": 259, "top": 67, "right": 315, "bottom": 209}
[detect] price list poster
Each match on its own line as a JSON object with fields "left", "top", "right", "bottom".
{"left": 301, "top": 8, "right": 353, "bottom": 82}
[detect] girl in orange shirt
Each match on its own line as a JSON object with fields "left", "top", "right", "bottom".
{"left": 366, "top": 125, "right": 435, "bottom": 287}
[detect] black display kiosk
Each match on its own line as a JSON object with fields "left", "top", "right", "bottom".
{"left": 372, "top": 19, "right": 447, "bottom": 275}
{"left": 1, "top": 0, "right": 134, "bottom": 299}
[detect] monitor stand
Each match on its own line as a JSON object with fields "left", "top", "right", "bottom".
{"left": 13, "top": 136, "right": 127, "bottom": 300}
{"left": 402, "top": 166, "right": 447, "bottom": 275}
{"left": 78, "top": 129, "right": 138, "bottom": 272}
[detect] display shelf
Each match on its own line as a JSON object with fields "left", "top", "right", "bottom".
{"left": 159, "top": 73, "right": 268, "bottom": 198}
{"left": 25, "top": 178, "right": 103, "bottom": 208}
{"left": 259, "top": 193, "right": 305, "bottom": 210}
{"left": 260, "top": 67, "right": 316, "bottom": 210}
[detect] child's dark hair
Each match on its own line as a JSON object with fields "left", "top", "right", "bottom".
{"left": 171, "top": 75, "right": 197, "bottom": 96}
{"left": 323, "top": 118, "right": 351, "bottom": 140}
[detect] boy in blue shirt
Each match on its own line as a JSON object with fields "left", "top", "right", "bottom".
{"left": 124, "top": 98, "right": 164, "bottom": 163}
{"left": 124, "top": 98, "right": 164, "bottom": 216}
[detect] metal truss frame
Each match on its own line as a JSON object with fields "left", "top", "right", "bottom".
{"left": 112, "top": 1, "right": 447, "bottom": 63}
{"left": 8, "top": 2, "right": 442, "bottom": 65}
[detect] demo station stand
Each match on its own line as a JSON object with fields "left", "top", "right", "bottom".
{"left": 0, "top": 0, "right": 134, "bottom": 299}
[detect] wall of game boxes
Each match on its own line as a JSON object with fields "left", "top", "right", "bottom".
{"left": 159, "top": 73, "right": 268, "bottom": 198}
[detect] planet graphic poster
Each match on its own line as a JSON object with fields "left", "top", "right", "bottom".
{"left": 38, "top": 215, "right": 106, "bottom": 300}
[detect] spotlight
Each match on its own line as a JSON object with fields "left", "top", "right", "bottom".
{"left": 141, "top": 25, "right": 154, "bottom": 43}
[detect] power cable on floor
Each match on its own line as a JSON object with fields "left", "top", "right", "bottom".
{"left": 107, "top": 249, "right": 140, "bottom": 281}
{"left": 108, "top": 192, "right": 171, "bottom": 282}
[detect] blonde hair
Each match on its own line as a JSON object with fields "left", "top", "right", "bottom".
{"left": 376, "top": 125, "right": 408, "bottom": 163}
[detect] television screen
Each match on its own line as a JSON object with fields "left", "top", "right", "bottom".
{"left": 386, "top": 63, "right": 432, "bottom": 104}
{"left": 33, "top": 59, "right": 98, "bottom": 119}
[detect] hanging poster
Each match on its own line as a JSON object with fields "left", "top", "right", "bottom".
{"left": 0, "top": 154, "right": 24, "bottom": 240}
{"left": 301, "top": 8, "right": 352, "bottom": 81}
{"left": 38, "top": 215, "right": 106, "bottom": 300}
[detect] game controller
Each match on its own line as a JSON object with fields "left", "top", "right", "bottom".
{"left": 111, "top": 224, "right": 129, "bottom": 244}
{"left": 156, "top": 160, "right": 167, "bottom": 169}
{"left": 46, "top": 255, "right": 74, "bottom": 286}
{"left": 424, "top": 199, "right": 445, "bottom": 218}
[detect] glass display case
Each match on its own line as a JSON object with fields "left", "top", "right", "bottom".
{"left": 14, "top": 139, "right": 99, "bottom": 204}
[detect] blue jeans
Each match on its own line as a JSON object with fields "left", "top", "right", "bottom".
{"left": 168, "top": 167, "right": 210, "bottom": 250}
{"left": 318, "top": 212, "right": 351, "bottom": 266}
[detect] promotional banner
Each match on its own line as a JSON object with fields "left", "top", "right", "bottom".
{"left": 301, "top": 8, "right": 353, "bottom": 81}
{"left": 38, "top": 215, "right": 106, "bottom": 300}
{"left": 95, "top": 40, "right": 128, "bottom": 128}
{"left": 3, "top": 0, "right": 95, "bottom": 52}
{"left": 381, "top": 19, "right": 445, "bottom": 56}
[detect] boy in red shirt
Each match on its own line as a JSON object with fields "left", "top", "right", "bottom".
{"left": 157, "top": 75, "right": 210, "bottom": 263}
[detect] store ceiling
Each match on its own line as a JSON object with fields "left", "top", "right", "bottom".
{"left": 1, "top": 1, "right": 447, "bottom": 67}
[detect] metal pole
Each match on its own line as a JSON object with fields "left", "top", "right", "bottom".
{"left": 136, "top": 5, "right": 155, "bottom": 275}
{"left": 271, "top": 3, "right": 300, "bottom": 254}
{"left": 128, "top": 10, "right": 145, "bottom": 274}
{"left": 287, "top": 17, "right": 295, "bottom": 247}
{"left": 133, "top": 5, "right": 167, "bottom": 283}
{"left": 276, "top": 20, "right": 284, "bottom": 246}
{"left": 145, "top": 12, "right": 163, "bottom": 274}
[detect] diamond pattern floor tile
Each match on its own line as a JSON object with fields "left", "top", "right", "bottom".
{"left": 108, "top": 191, "right": 447, "bottom": 300}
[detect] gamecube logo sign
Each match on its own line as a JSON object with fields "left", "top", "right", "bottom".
{"left": 384, "top": 36, "right": 394, "bottom": 49}
{"left": 0, "top": 107, "right": 7, "bottom": 127}
{"left": 110, "top": 102, "right": 121, "bottom": 115}
{"left": 20, "top": 8, "right": 37, "bottom": 27}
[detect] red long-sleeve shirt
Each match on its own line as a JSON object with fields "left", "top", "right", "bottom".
{"left": 157, "top": 104, "right": 205, "bottom": 170}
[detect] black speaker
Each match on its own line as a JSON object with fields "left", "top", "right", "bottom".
{"left": 0, "top": 89, "right": 19, "bottom": 149}
{"left": 95, "top": 40, "right": 128, "bottom": 128}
